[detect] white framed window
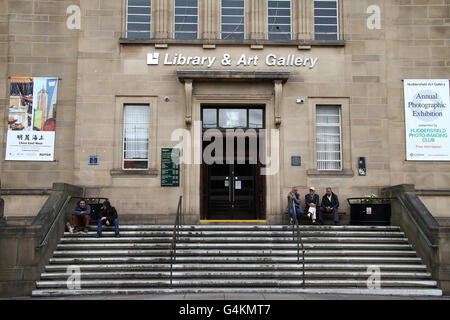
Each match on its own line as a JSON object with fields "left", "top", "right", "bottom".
{"left": 268, "top": 0, "right": 291, "bottom": 40}
{"left": 314, "top": 0, "right": 339, "bottom": 40}
{"left": 126, "top": 0, "right": 152, "bottom": 39}
{"left": 316, "top": 105, "right": 342, "bottom": 171}
{"left": 174, "top": 0, "right": 198, "bottom": 39}
{"left": 123, "top": 105, "right": 150, "bottom": 170}
{"left": 221, "top": 0, "right": 245, "bottom": 40}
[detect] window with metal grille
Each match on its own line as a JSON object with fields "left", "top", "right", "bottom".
{"left": 316, "top": 105, "right": 342, "bottom": 171}
{"left": 126, "top": 0, "right": 152, "bottom": 39}
{"left": 221, "top": 0, "right": 245, "bottom": 40}
{"left": 314, "top": 0, "right": 339, "bottom": 40}
{"left": 174, "top": 0, "right": 198, "bottom": 39}
{"left": 268, "top": 0, "right": 291, "bottom": 40}
{"left": 123, "top": 105, "right": 150, "bottom": 170}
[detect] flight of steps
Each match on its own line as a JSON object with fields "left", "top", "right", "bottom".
{"left": 31, "top": 224, "right": 442, "bottom": 297}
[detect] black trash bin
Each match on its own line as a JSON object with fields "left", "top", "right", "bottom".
{"left": 347, "top": 198, "right": 392, "bottom": 226}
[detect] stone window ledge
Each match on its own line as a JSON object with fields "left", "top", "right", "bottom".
{"left": 110, "top": 169, "right": 158, "bottom": 176}
{"left": 307, "top": 169, "right": 354, "bottom": 177}
{"left": 119, "top": 38, "right": 345, "bottom": 48}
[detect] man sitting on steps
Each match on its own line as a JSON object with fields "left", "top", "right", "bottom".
{"left": 286, "top": 187, "right": 304, "bottom": 225}
{"left": 319, "top": 187, "right": 340, "bottom": 225}
{"left": 97, "top": 200, "right": 120, "bottom": 238}
{"left": 71, "top": 199, "right": 91, "bottom": 233}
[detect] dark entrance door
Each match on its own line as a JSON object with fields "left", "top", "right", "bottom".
{"left": 200, "top": 106, "right": 266, "bottom": 220}
{"left": 207, "top": 163, "right": 257, "bottom": 220}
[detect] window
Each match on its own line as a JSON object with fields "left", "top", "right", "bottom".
{"left": 314, "top": 0, "right": 339, "bottom": 40}
{"left": 268, "top": 0, "right": 291, "bottom": 40}
{"left": 221, "top": 0, "right": 245, "bottom": 40}
{"left": 316, "top": 105, "right": 342, "bottom": 170}
{"left": 123, "top": 105, "right": 150, "bottom": 170}
{"left": 126, "top": 0, "right": 152, "bottom": 39}
{"left": 174, "top": 0, "right": 198, "bottom": 39}
{"left": 202, "top": 108, "right": 264, "bottom": 129}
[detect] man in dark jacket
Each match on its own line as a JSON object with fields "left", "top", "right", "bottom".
{"left": 97, "top": 200, "right": 120, "bottom": 237}
{"left": 71, "top": 199, "right": 91, "bottom": 233}
{"left": 319, "top": 187, "right": 340, "bottom": 225}
{"left": 305, "top": 187, "right": 320, "bottom": 224}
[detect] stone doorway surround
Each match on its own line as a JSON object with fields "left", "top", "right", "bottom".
{"left": 177, "top": 70, "right": 290, "bottom": 224}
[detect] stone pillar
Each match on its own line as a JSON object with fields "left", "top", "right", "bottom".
{"left": 274, "top": 80, "right": 283, "bottom": 126}
{"left": 247, "top": 0, "right": 267, "bottom": 40}
{"left": 152, "top": 0, "right": 173, "bottom": 39}
{"left": 294, "top": 0, "right": 313, "bottom": 40}
{"left": 184, "top": 79, "right": 193, "bottom": 126}
{"left": 200, "top": 0, "right": 219, "bottom": 39}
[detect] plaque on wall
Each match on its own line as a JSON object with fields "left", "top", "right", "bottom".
{"left": 161, "top": 148, "right": 180, "bottom": 187}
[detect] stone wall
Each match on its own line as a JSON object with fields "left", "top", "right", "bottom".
{"left": 0, "top": 0, "right": 449, "bottom": 219}
{"left": 0, "top": 0, "right": 80, "bottom": 189}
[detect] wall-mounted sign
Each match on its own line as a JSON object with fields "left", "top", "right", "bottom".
{"left": 291, "top": 156, "right": 301, "bottom": 166}
{"left": 6, "top": 77, "right": 59, "bottom": 161}
{"left": 147, "top": 53, "right": 319, "bottom": 69}
{"left": 88, "top": 156, "right": 99, "bottom": 166}
{"left": 404, "top": 79, "right": 450, "bottom": 161}
{"left": 161, "top": 148, "right": 180, "bottom": 187}
{"left": 358, "top": 157, "right": 366, "bottom": 176}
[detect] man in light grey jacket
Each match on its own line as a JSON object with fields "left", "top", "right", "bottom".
{"left": 286, "top": 187, "right": 304, "bottom": 225}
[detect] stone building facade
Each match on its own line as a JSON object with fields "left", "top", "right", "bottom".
{"left": 0, "top": 0, "right": 449, "bottom": 224}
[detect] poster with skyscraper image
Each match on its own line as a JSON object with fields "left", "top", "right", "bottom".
{"left": 6, "top": 77, "right": 59, "bottom": 161}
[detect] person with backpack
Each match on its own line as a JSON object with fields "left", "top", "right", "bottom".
{"left": 97, "top": 200, "right": 120, "bottom": 237}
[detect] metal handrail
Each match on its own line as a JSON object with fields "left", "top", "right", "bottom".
{"left": 395, "top": 196, "right": 438, "bottom": 249}
{"left": 170, "top": 196, "right": 183, "bottom": 287}
{"left": 35, "top": 195, "right": 72, "bottom": 250}
{"left": 290, "top": 200, "right": 306, "bottom": 289}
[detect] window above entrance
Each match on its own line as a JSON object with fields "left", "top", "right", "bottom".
{"left": 202, "top": 107, "right": 264, "bottom": 129}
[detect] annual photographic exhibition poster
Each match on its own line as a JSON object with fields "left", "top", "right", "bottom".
{"left": 404, "top": 79, "right": 450, "bottom": 161}
{"left": 6, "top": 77, "right": 58, "bottom": 161}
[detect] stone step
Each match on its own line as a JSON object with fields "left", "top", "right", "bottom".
{"left": 59, "top": 236, "right": 410, "bottom": 244}
{"left": 44, "top": 263, "right": 429, "bottom": 272}
{"left": 84, "top": 225, "right": 402, "bottom": 232}
{"left": 48, "top": 256, "right": 423, "bottom": 265}
{"left": 30, "top": 287, "right": 443, "bottom": 298}
{"left": 51, "top": 249, "right": 418, "bottom": 257}
{"left": 56, "top": 243, "right": 414, "bottom": 250}
{"left": 40, "top": 271, "right": 433, "bottom": 280}
{"left": 35, "top": 279, "right": 438, "bottom": 289}
{"left": 64, "top": 230, "right": 405, "bottom": 238}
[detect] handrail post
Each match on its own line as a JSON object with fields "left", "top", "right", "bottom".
{"left": 290, "top": 200, "right": 306, "bottom": 290}
{"left": 170, "top": 196, "right": 183, "bottom": 289}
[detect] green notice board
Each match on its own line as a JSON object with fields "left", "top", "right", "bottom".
{"left": 161, "top": 148, "right": 180, "bottom": 187}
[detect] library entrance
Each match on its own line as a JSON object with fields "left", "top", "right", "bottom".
{"left": 200, "top": 106, "right": 266, "bottom": 220}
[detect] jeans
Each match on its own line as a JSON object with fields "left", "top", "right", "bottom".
{"left": 319, "top": 207, "right": 339, "bottom": 223}
{"left": 97, "top": 218, "right": 119, "bottom": 235}
{"left": 289, "top": 205, "right": 304, "bottom": 222}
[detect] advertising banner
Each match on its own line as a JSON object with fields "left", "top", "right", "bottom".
{"left": 6, "top": 77, "right": 59, "bottom": 161}
{"left": 404, "top": 79, "right": 450, "bottom": 161}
